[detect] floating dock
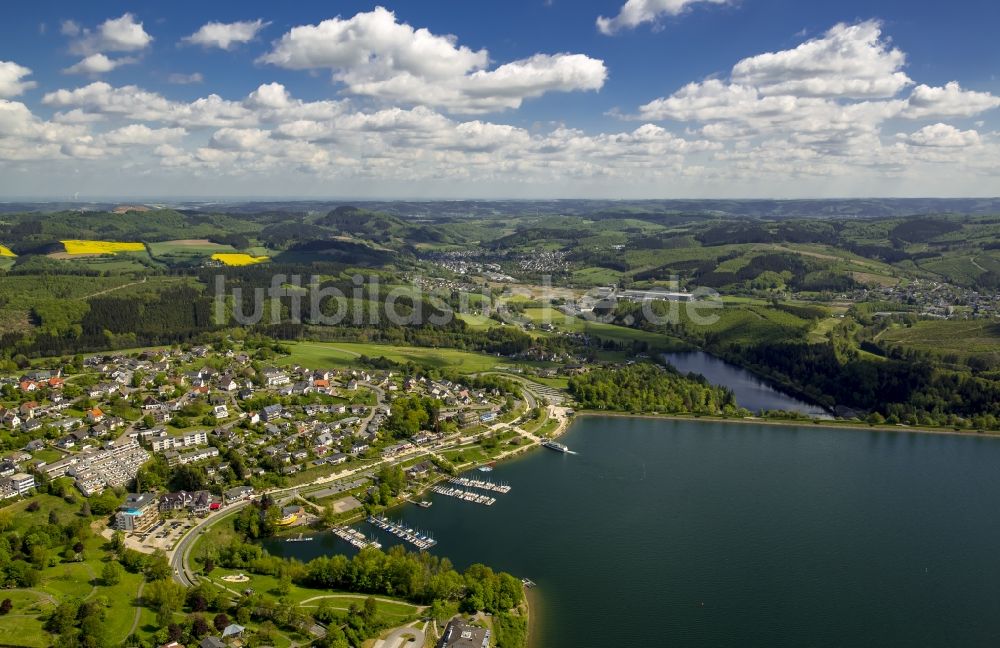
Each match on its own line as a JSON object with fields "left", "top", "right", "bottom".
{"left": 332, "top": 526, "right": 382, "bottom": 550}
{"left": 449, "top": 477, "right": 512, "bottom": 494}
{"left": 367, "top": 515, "right": 437, "bottom": 550}
{"left": 431, "top": 485, "right": 496, "bottom": 506}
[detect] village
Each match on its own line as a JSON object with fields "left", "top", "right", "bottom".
{"left": 0, "top": 342, "right": 522, "bottom": 520}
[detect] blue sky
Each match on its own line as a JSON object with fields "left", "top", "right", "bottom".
{"left": 0, "top": 0, "right": 998, "bottom": 199}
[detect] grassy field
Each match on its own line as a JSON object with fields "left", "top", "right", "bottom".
{"left": 878, "top": 319, "right": 1000, "bottom": 362}
{"left": 807, "top": 316, "right": 842, "bottom": 343}
{"left": 205, "top": 569, "right": 421, "bottom": 621}
{"left": 670, "top": 303, "right": 813, "bottom": 346}
{"left": 521, "top": 306, "right": 688, "bottom": 351}
{"left": 569, "top": 266, "right": 623, "bottom": 286}
{"left": 148, "top": 239, "right": 238, "bottom": 264}
{"left": 456, "top": 312, "right": 495, "bottom": 330}
{"left": 279, "top": 341, "right": 512, "bottom": 373}
{"left": 148, "top": 239, "right": 233, "bottom": 254}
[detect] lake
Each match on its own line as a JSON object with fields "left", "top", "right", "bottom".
{"left": 663, "top": 350, "right": 830, "bottom": 417}
{"left": 268, "top": 416, "right": 1000, "bottom": 647}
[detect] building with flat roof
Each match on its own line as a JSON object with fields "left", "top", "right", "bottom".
{"left": 114, "top": 492, "right": 160, "bottom": 532}
{"left": 9, "top": 472, "right": 34, "bottom": 496}
{"left": 437, "top": 620, "right": 490, "bottom": 648}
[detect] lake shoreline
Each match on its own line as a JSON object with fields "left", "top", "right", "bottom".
{"left": 573, "top": 410, "right": 1000, "bottom": 439}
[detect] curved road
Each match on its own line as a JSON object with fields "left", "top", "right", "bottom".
{"left": 374, "top": 623, "right": 425, "bottom": 648}
{"left": 171, "top": 500, "right": 252, "bottom": 587}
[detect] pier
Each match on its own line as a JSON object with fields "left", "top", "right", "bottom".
{"left": 449, "top": 477, "right": 512, "bottom": 494}
{"left": 431, "top": 485, "right": 497, "bottom": 506}
{"left": 331, "top": 526, "right": 382, "bottom": 550}
{"left": 367, "top": 515, "right": 437, "bottom": 550}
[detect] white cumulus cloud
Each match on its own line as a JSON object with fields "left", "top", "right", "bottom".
{"left": 70, "top": 13, "right": 153, "bottom": 55}
{"left": 903, "top": 82, "right": 1000, "bottom": 119}
{"left": 182, "top": 19, "right": 269, "bottom": 50}
{"left": 731, "top": 21, "right": 911, "bottom": 99}
{"left": 102, "top": 124, "right": 187, "bottom": 146}
{"left": 597, "top": 0, "right": 730, "bottom": 35}
{"left": 0, "top": 61, "right": 36, "bottom": 98}
{"left": 63, "top": 53, "right": 134, "bottom": 75}
{"left": 900, "top": 123, "right": 981, "bottom": 148}
{"left": 259, "top": 7, "right": 606, "bottom": 113}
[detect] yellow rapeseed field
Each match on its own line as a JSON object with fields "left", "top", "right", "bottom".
{"left": 0, "top": 244, "right": 15, "bottom": 257}
{"left": 211, "top": 253, "right": 270, "bottom": 266}
{"left": 61, "top": 240, "right": 145, "bottom": 255}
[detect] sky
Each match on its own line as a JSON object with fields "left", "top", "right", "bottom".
{"left": 0, "top": 0, "right": 999, "bottom": 200}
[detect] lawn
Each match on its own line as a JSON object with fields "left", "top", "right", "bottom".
{"left": 279, "top": 341, "right": 508, "bottom": 373}
{"left": 97, "top": 571, "right": 146, "bottom": 644}
{"left": 37, "top": 560, "right": 96, "bottom": 600}
{"left": 204, "top": 569, "right": 421, "bottom": 622}
{"left": 0, "top": 615, "right": 48, "bottom": 646}
{"left": 29, "top": 448, "right": 64, "bottom": 463}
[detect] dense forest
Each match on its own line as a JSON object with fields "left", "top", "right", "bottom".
{"left": 569, "top": 363, "right": 745, "bottom": 415}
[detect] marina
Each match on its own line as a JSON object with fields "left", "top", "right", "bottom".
{"left": 270, "top": 416, "right": 1000, "bottom": 647}
{"left": 431, "top": 484, "right": 497, "bottom": 506}
{"left": 366, "top": 515, "right": 437, "bottom": 550}
{"left": 449, "top": 476, "right": 512, "bottom": 494}
{"left": 331, "top": 526, "right": 382, "bottom": 550}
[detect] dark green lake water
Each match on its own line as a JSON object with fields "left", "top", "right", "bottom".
{"left": 268, "top": 417, "right": 1000, "bottom": 647}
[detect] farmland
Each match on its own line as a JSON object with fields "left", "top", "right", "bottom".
{"left": 879, "top": 319, "right": 1000, "bottom": 363}
{"left": 211, "top": 252, "right": 270, "bottom": 266}
{"left": 279, "top": 341, "right": 517, "bottom": 373}
{"left": 59, "top": 240, "right": 146, "bottom": 255}
{"left": 520, "top": 306, "right": 687, "bottom": 351}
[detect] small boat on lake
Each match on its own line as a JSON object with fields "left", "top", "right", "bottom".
{"left": 542, "top": 440, "right": 569, "bottom": 453}
{"left": 417, "top": 500, "right": 433, "bottom": 508}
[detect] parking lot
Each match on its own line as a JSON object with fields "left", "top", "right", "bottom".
{"left": 131, "top": 517, "right": 197, "bottom": 553}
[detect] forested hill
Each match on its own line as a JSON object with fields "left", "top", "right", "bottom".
{"left": 5, "top": 198, "right": 1000, "bottom": 219}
